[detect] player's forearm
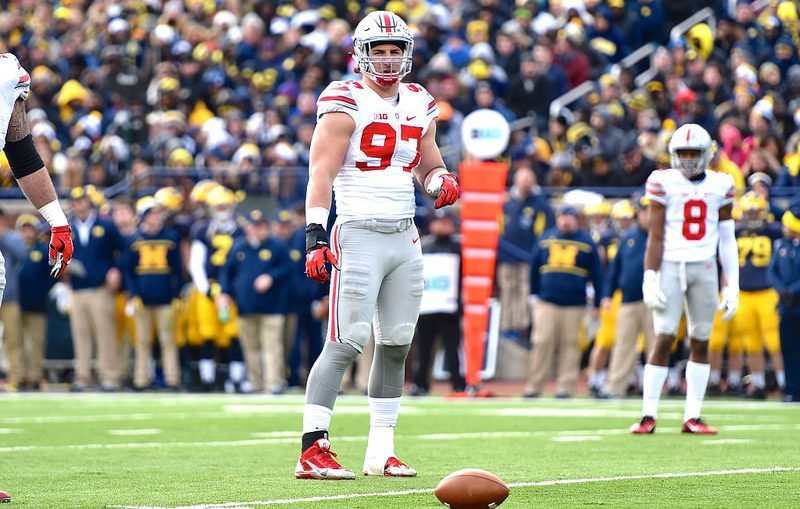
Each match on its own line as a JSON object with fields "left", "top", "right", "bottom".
{"left": 17, "top": 168, "right": 58, "bottom": 208}
{"left": 305, "top": 169, "right": 334, "bottom": 227}
{"left": 718, "top": 220, "right": 739, "bottom": 290}
{"left": 644, "top": 239, "right": 663, "bottom": 272}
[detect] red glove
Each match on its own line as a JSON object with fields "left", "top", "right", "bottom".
{"left": 305, "top": 247, "right": 339, "bottom": 283}
{"left": 434, "top": 173, "right": 460, "bottom": 209}
{"left": 305, "top": 223, "right": 339, "bottom": 283}
{"left": 49, "top": 225, "right": 74, "bottom": 279}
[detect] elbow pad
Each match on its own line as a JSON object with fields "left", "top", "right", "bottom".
{"left": 6, "top": 134, "right": 44, "bottom": 179}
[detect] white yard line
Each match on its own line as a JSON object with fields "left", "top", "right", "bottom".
{"left": 552, "top": 435, "right": 602, "bottom": 442}
{"left": 108, "top": 429, "right": 162, "bottom": 436}
{"left": 3, "top": 424, "right": 796, "bottom": 454}
{"left": 108, "top": 467, "right": 800, "bottom": 509}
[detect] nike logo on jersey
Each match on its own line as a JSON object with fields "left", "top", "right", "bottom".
{"left": 412, "top": 237, "right": 420, "bottom": 244}
{"left": 406, "top": 115, "right": 416, "bottom": 121}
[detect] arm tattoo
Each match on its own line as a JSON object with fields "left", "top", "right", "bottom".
{"left": 7, "top": 100, "right": 30, "bottom": 143}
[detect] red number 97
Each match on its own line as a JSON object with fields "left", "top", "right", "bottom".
{"left": 356, "top": 122, "right": 422, "bottom": 172}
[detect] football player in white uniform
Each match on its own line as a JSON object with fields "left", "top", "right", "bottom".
{"left": 631, "top": 124, "right": 738, "bottom": 434}
{"left": 0, "top": 53, "right": 73, "bottom": 299}
{"left": 296, "top": 11, "right": 459, "bottom": 480}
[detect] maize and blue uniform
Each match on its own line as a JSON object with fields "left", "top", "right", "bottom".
{"left": 711, "top": 224, "right": 782, "bottom": 355}
{"left": 595, "top": 230, "right": 622, "bottom": 350}
{"left": 767, "top": 237, "right": 800, "bottom": 401}
{"left": 187, "top": 219, "right": 244, "bottom": 348}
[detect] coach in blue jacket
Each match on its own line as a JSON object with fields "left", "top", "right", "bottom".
{"left": 526, "top": 205, "right": 602, "bottom": 398}
{"left": 220, "top": 210, "right": 292, "bottom": 394}
{"left": 68, "top": 186, "right": 124, "bottom": 391}
{"left": 602, "top": 198, "right": 655, "bottom": 397}
{"left": 768, "top": 201, "right": 800, "bottom": 403}
{"left": 17, "top": 215, "right": 54, "bottom": 390}
{"left": 497, "top": 167, "right": 554, "bottom": 342}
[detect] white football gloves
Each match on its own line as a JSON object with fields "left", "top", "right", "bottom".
{"left": 642, "top": 269, "right": 667, "bottom": 311}
{"left": 718, "top": 286, "right": 739, "bottom": 322}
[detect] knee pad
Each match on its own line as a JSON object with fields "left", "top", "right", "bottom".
{"left": 376, "top": 323, "right": 416, "bottom": 347}
{"left": 689, "top": 322, "right": 712, "bottom": 342}
{"left": 347, "top": 322, "right": 372, "bottom": 352}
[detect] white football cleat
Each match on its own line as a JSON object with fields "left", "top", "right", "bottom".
{"left": 363, "top": 456, "right": 417, "bottom": 477}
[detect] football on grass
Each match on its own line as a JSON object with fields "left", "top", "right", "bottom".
{"left": 435, "top": 468, "right": 509, "bottom": 508}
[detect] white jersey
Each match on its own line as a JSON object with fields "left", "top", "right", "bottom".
{"left": 646, "top": 168, "right": 735, "bottom": 263}
{"left": 316, "top": 80, "right": 439, "bottom": 221}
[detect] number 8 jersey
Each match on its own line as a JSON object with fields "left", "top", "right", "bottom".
{"left": 646, "top": 168, "right": 736, "bottom": 262}
{"left": 316, "top": 80, "right": 440, "bottom": 221}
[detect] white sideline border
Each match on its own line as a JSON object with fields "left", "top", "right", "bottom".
{"left": 109, "top": 467, "right": 800, "bottom": 509}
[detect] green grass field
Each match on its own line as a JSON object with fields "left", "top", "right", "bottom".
{"left": 1, "top": 393, "right": 799, "bottom": 508}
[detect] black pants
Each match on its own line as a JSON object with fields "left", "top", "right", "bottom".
{"left": 779, "top": 312, "right": 800, "bottom": 399}
{"left": 413, "top": 313, "right": 464, "bottom": 392}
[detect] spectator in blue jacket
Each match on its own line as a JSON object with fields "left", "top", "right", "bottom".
{"left": 497, "top": 167, "right": 554, "bottom": 344}
{"left": 68, "top": 186, "right": 124, "bottom": 391}
{"left": 219, "top": 210, "right": 292, "bottom": 394}
{"left": 768, "top": 201, "right": 800, "bottom": 403}
{"left": 125, "top": 197, "right": 183, "bottom": 390}
{"left": 601, "top": 198, "right": 655, "bottom": 397}
{"left": 526, "top": 205, "right": 602, "bottom": 398}
{"left": 0, "top": 211, "right": 34, "bottom": 392}
{"left": 17, "top": 215, "right": 54, "bottom": 391}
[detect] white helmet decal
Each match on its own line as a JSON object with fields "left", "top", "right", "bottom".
{"left": 353, "top": 11, "right": 413, "bottom": 86}
{"left": 668, "top": 123, "right": 714, "bottom": 178}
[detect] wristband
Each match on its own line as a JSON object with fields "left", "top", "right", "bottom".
{"left": 39, "top": 200, "right": 69, "bottom": 227}
{"left": 306, "top": 206, "right": 330, "bottom": 229}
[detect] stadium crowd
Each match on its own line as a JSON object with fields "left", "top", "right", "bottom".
{"left": 1, "top": 0, "right": 800, "bottom": 399}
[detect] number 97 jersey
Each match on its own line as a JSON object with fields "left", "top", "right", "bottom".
{"left": 316, "top": 80, "right": 440, "bottom": 221}
{"left": 645, "top": 168, "right": 735, "bottom": 263}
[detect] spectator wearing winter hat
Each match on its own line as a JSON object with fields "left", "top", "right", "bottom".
{"left": 506, "top": 53, "right": 556, "bottom": 133}
{"left": 748, "top": 172, "right": 785, "bottom": 223}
